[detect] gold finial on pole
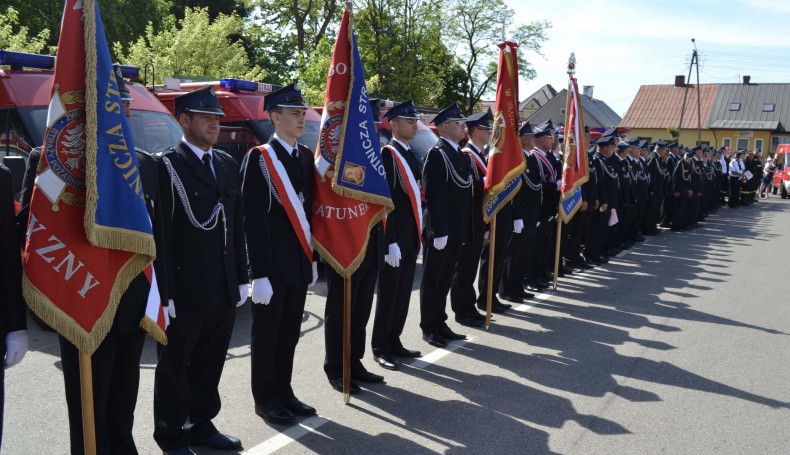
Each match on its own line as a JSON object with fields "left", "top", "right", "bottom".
{"left": 567, "top": 52, "right": 576, "bottom": 76}
{"left": 346, "top": 1, "right": 352, "bottom": 12}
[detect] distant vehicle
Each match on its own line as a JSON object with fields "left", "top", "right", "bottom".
{"left": 154, "top": 78, "right": 322, "bottom": 163}
{"left": 0, "top": 50, "right": 182, "bottom": 202}
{"left": 771, "top": 144, "right": 790, "bottom": 198}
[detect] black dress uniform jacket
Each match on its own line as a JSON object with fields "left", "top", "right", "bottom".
{"left": 422, "top": 138, "right": 473, "bottom": 245}
{"left": 382, "top": 141, "right": 423, "bottom": 253}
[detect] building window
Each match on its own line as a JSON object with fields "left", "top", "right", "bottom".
{"left": 755, "top": 138, "right": 763, "bottom": 154}
{"left": 763, "top": 103, "right": 775, "bottom": 112}
{"left": 729, "top": 103, "right": 741, "bottom": 111}
{"left": 736, "top": 137, "right": 749, "bottom": 151}
{"left": 722, "top": 138, "right": 731, "bottom": 150}
{"left": 560, "top": 109, "right": 566, "bottom": 115}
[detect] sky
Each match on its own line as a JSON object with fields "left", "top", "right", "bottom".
{"left": 509, "top": 0, "right": 790, "bottom": 118}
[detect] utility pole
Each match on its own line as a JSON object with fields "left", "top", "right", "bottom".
{"left": 678, "top": 38, "right": 702, "bottom": 145}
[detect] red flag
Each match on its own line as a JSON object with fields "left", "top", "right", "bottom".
{"left": 558, "top": 75, "right": 590, "bottom": 223}
{"left": 312, "top": 8, "right": 393, "bottom": 277}
{"left": 483, "top": 40, "right": 525, "bottom": 222}
{"left": 22, "top": 0, "right": 157, "bottom": 354}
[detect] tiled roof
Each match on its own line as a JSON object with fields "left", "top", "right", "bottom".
{"left": 708, "top": 83, "right": 790, "bottom": 132}
{"left": 525, "top": 88, "right": 622, "bottom": 128}
{"left": 519, "top": 84, "right": 557, "bottom": 110}
{"left": 581, "top": 93, "right": 622, "bottom": 128}
{"left": 620, "top": 84, "right": 720, "bottom": 129}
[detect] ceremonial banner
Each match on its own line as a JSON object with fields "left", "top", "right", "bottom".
{"left": 313, "top": 8, "right": 393, "bottom": 277}
{"left": 483, "top": 40, "right": 525, "bottom": 223}
{"left": 558, "top": 76, "right": 590, "bottom": 223}
{"left": 22, "top": 0, "right": 160, "bottom": 354}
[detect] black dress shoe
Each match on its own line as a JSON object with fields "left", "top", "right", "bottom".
{"left": 455, "top": 315, "right": 484, "bottom": 328}
{"left": 478, "top": 302, "right": 506, "bottom": 314}
{"left": 438, "top": 327, "right": 467, "bottom": 340}
{"left": 516, "top": 289, "right": 534, "bottom": 299}
{"left": 283, "top": 397, "right": 316, "bottom": 416}
{"left": 195, "top": 432, "right": 242, "bottom": 450}
{"left": 525, "top": 283, "right": 541, "bottom": 292}
{"left": 471, "top": 311, "right": 486, "bottom": 321}
{"left": 352, "top": 369, "right": 385, "bottom": 383}
{"left": 391, "top": 346, "right": 421, "bottom": 358}
{"left": 163, "top": 449, "right": 195, "bottom": 455}
{"left": 328, "top": 377, "right": 360, "bottom": 394}
{"left": 496, "top": 300, "right": 512, "bottom": 309}
{"left": 255, "top": 403, "right": 297, "bottom": 425}
{"left": 423, "top": 331, "right": 448, "bottom": 348}
{"left": 374, "top": 354, "right": 399, "bottom": 370}
{"left": 498, "top": 292, "right": 523, "bottom": 303}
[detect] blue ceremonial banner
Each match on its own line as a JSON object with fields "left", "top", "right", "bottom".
{"left": 483, "top": 178, "right": 520, "bottom": 220}
{"left": 331, "top": 34, "right": 392, "bottom": 204}
{"left": 560, "top": 186, "right": 583, "bottom": 220}
{"left": 86, "top": 2, "right": 154, "bottom": 246}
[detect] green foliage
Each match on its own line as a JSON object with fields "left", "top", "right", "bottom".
{"left": 114, "top": 7, "right": 265, "bottom": 84}
{"left": 0, "top": 6, "right": 51, "bottom": 54}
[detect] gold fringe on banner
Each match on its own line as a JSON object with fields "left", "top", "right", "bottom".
{"left": 312, "top": 208, "right": 387, "bottom": 279}
{"left": 140, "top": 316, "right": 168, "bottom": 345}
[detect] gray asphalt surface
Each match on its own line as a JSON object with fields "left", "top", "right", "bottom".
{"left": 4, "top": 198, "right": 790, "bottom": 454}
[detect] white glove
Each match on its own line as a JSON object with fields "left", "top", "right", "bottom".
{"left": 167, "top": 300, "right": 176, "bottom": 319}
{"left": 556, "top": 179, "right": 563, "bottom": 190}
{"left": 237, "top": 284, "right": 249, "bottom": 307}
{"left": 384, "top": 243, "right": 402, "bottom": 268}
{"left": 5, "top": 330, "right": 28, "bottom": 369}
{"left": 310, "top": 261, "right": 318, "bottom": 287}
{"left": 433, "top": 235, "right": 448, "bottom": 250}
{"left": 251, "top": 277, "right": 274, "bottom": 305}
{"left": 483, "top": 230, "right": 489, "bottom": 242}
{"left": 513, "top": 219, "right": 524, "bottom": 234}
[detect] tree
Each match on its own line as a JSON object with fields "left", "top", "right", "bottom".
{"left": 114, "top": 7, "right": 265, "bottom": 84}
{"left": 4, "top": 0, "right": 172, "bottom": 60}
{"left": 0, "top": 6, "right": 51, "bottom": 54}
{"left": 352, "top": 0, "right": 457, "bottom": 107}
{"left": 446, "top": 0, "right": 550, "bottom": 113}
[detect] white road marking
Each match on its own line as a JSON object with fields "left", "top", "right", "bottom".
{"left": 244, "top": 416, "right": 330, "bottom": 454}
{"left": 406, "top": 337, "right": 474, "bottom": 369}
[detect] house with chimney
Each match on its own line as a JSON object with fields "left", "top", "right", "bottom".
{"left": 620, "top": 75, "right": 790, "bottom": 155}
{"left": 523, "top": 85, "right": 622, "bottom": 131}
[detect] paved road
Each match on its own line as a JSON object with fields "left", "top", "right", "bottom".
{"left": 4, "top": 199, "right": 790, "bottom": 454}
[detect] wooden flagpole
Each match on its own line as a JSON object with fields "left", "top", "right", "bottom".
{"left": 485, "top": 216, "right": 497, "bottom": 330}
{"left": 79, "top": 352, "right": 97, "bottom": 454}
{"left": 552, "top": 214, "right": 562, "bottom": 291}
{"left": 342, "top": 277, "right": 352, "bottom": 403}
{"left": 553, "top": 60, "right": 575, "bottom": 292}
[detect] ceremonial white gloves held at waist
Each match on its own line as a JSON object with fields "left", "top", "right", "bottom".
{"left": 513, "top": 219, "right": 524, "bottom": 234}
{"left": 310, "top": 261, "right": 318, "bottom": 287}
{"left": 237, "top": 283, "right": 249, "bottom": 307}
{"left": 556, "top": 179, "right": 563, "bottom": 190}
{"left": 167, "top": 299, "right": 176, "bottom": 319}
{"left": 385, "top": 243, "right": 402, "bottom": 268}
{"left": 5, "top": 330, "right": 28, "bottom": 369}
{"left": 251, "top": 277, "right": 274, "bottom": 305}
{"left": 433, "top": 235, "right": 448, "bottom": 250}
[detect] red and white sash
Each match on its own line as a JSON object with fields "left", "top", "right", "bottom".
{"left": 385, "top": 145, "right": 423, "bottom": 243}
{"left": 462, "top": 146, "right": 487, "bottom": 176}
{"left": 260, "top": 144, "right": 313, "bottom": 261}
{"left": 533, "top": 148, "right": 557, "bottom": 182}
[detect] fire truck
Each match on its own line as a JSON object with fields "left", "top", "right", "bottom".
{"left": 772, "top": 144, "right": 790, "bottom": 198}
{"left": 0, "top": 50, "right": 182, "bottom": 202}
{"left": 153, "top": 78, "right": 322, "bottom": 163}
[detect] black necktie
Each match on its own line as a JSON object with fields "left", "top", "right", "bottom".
{"left": 202, "top": 153, "right": 215, "bottom": 180}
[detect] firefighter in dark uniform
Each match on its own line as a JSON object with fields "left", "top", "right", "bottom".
{"left": 610, "top": 141, "right": 631, "bottom": 252}
{"left": 530, "top": 120, "right": 561, "bottom": 282}
{"left": 718, "top": 148, "right": 729, "bottom": 205}
{"left": 712, "top": 148, "right": 724, "bottom": 207}
{"left": 644, "top": 140, "right": 668, "bottom": 235}
{"left": 153, "top": 86, "right": 248, "bottom": 454}
{"left": 563, "top": 128, "right": 596, "bottom": 271}
{"left": 470, "top": 113, "right": 521, "bottom": 310}
{"left": 420, "top": 103, "right": 472, "bottom": 348}
{"left": 323, "top": 105, "right": 386, "bottom": 393}
{"left": 582, "top": 141, "right": 605, "bottom": 264}
{"left": 41, "top": 68, "right": 169, "bottom": 455}
{"left": 503, "top": 123, "right": 544, "bottom": 293}
{"left": 629, "top": 140, "right": 648, "bottom": 242}
{"left": 1, "top": 163, "right": 27, "bottom": 448}
{"left": 671, "top": 149, "right": 693, "bottom": 230}
{"left": 687, "top": 144, "right": 704, "bottom": 228}
{"left": 241, "top": 83, "right": 317, "bottom": 424}
{"left": 371, "top": 100, "right": 424, "bottom": 369}
{"left": 661, "top": 142, "right": 681, "bottom": 227}
{"left": 590, "top": 133, "right": 619, "bottom": 259}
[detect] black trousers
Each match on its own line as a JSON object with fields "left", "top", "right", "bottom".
{"left": 729, "top": 177, "right": 741, "bottom": 207}
{"left": 643, "top": 194, "right": 662, "bottom": 234}
{"left": 60, "top": 324, "right": 146, "bottom": 455}
{"left": 251, "top": 282, "right": 308, "bottom": 407}
{"left": 476, "top": 217, "right": 512, "bottom": 305}
{"left": 372, "top": 249, "right": 418, "bottom": 356}
{"left": 585, "top": 209, "right": 607, "bottom": 259}
{"left": 0, "top": 339, "right": 4, "bottom": 449}
{"left": 502, "top": 223, "right": 535, "bottom": 291}
{"left": 661, "top": 191, "right": 674, "bottom": 227}
{"left": 687, "top": 194, "right": 700, "bottom": 226}
{"left": 324, "top": 246, "right": 379, "bottom": 380}
{"left": 672, "top": 194, "right": 687, "bottom": 228}
{"left": 420, "top": 242, "right": 462, "bottom": 333}
{"left": 450, "top": 227, "right": 484, "bottom": 319}
{"left": 153, "top": 303, "right": 235, "bottom": 451}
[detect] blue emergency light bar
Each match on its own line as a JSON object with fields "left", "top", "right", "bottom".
{"left": 220, "top": 78, "right": 280, "bottom": 94}
{"left": 0, "top": 50, "right": 139, "bottom": 79}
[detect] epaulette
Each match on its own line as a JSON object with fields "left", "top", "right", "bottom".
{"left": 135, "top": 146, "right": 150, "bottom": 155}
{"left": 296, "top": 143, "right": 314, "bottom": 153}
{"left": 213, "top": 148, "right": 232, "bottom": 160}
{"left": 154, "top": 147, "right": 177, "bottom": 158}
